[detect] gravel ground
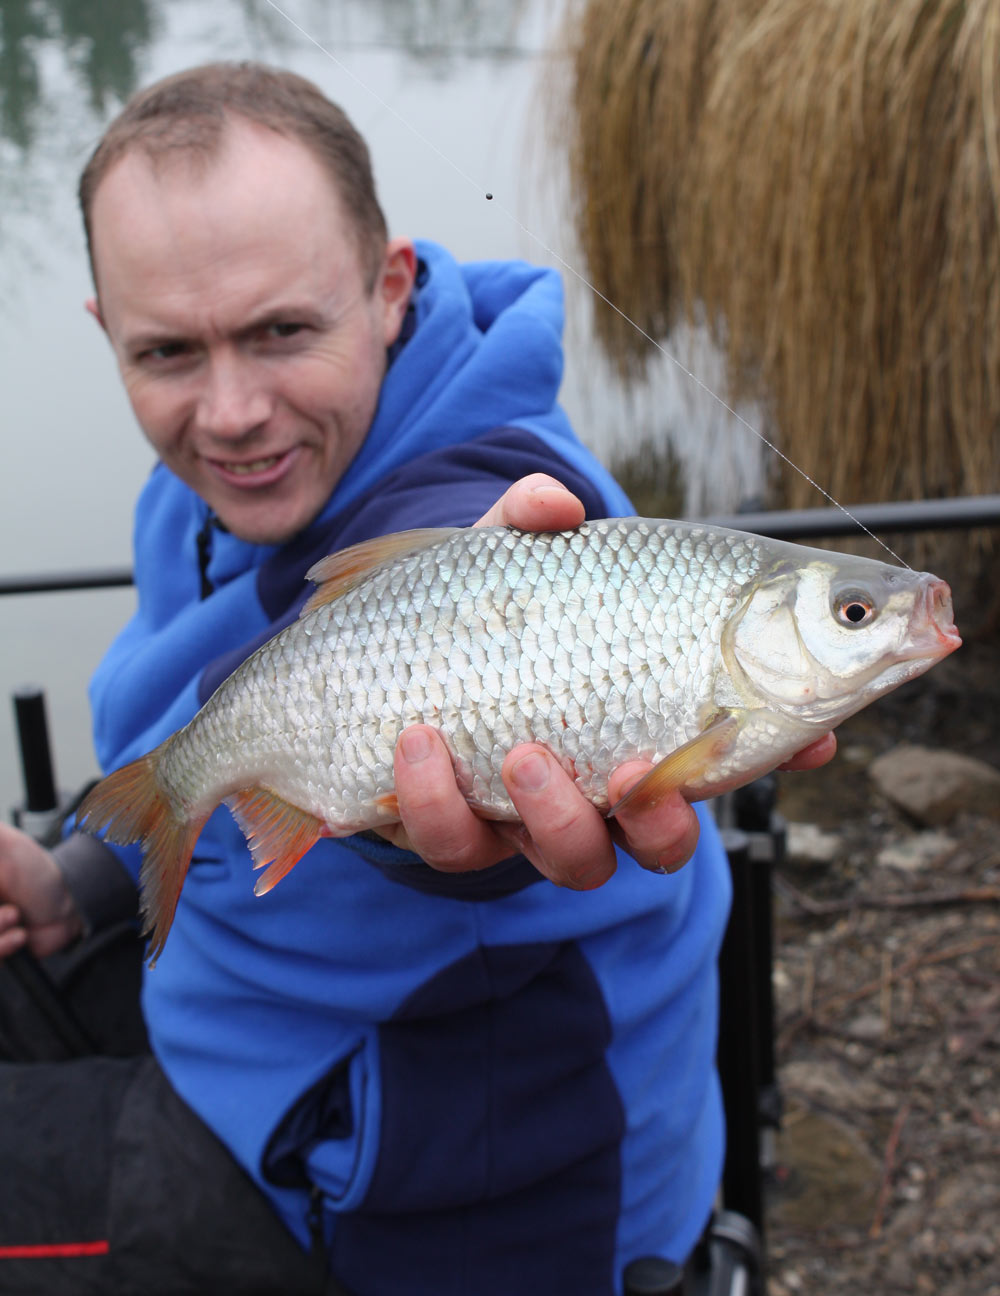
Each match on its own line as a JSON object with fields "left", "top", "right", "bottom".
{"left": 763, "top": 640, "right": 1000, "bottom": 1296}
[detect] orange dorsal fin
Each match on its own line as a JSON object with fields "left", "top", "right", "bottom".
{"left": 223, "top": 787, "right": 325, "bottom": 895}
{"left": 607, "top": 715, "right": 741, "bottom": 817}
{"left": 301, "top": 528, "right": 459, "bottom": 616}
{"left": 77, "top": 752, "right": 208, "bottom": 966}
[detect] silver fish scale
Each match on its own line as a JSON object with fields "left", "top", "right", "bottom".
{"left": 159, "top": 521, "right": 765, "bottom": 828}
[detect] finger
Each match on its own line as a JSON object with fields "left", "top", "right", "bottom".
{"left": 606, "top": 762, "right": 702, "bottom": 874}
{"left": 474, "top": 474, "right": 585, "bottom": 532}
{"left": 390, "top": 726, "right": 505, "bottom": 872}
{"left": 0, "top": 905, "right": 27, "bottom": 961}
{"left": 0, "top": 931, "right": 28, "bottom": 960}
{"left": 26, "top": 918, "right": 83, "bottom": 961}
{"left": 778, "top": 732, "right": 837, "bottom": 772}
{"left": 502, "top": 745, "right": 617, "bottom": 890}
{"left": 0, "top": 903, "right": 22, "bottom": 934}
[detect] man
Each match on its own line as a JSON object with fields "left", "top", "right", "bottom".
{"left": 0, "top": 63, "right": 832, "bottom": 1295}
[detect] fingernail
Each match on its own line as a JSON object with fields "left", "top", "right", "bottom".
{"left": 400, "top": 729, "right": 431, "bottom": 763}
{"left": 654, "top": 854, "right": 684, "bottom": 875}
{"left": 510, "top": 751, "right": 550, "bottom": 793}
{"left": 527, "top": 474, "right": 562, "bottom": 497}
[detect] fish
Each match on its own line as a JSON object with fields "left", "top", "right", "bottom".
{"left": 77, "top": 518, "right": 961, "bottom": 961}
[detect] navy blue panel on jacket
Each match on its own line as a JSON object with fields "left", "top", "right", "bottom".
{"left": 330, "top": 942, "right": 624, "bottom": 1296}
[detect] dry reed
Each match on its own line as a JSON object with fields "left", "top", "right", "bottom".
{"left": 563, "top": 0, "right": 1000, "bottom": 515}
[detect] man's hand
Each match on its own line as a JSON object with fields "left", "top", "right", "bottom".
{"left": 383, "top": 475, "right": 836, "bottom": 887}
{"left": 778, "top": 732, "right": 837, "bottom": 772}
{"left": 0, "top": 824, "right": 83, "bottom": 960}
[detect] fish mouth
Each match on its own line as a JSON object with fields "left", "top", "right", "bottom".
{"left": 904, "top": 577, "right": 961, "bottom": 660}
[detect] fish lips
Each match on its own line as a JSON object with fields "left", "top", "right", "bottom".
{"left": 899, "top": 576, "right": 961, "bottom": 663}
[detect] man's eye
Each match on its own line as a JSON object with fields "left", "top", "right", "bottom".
{"left": 138, "top": 342, "right": 188, "bottom": 363}
{"left": 269, "top": 322, "right": 304, "bottom": 339}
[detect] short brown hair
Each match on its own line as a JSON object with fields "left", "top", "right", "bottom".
{"left": 79, "top": 62, "right": 388, "bottom": 289}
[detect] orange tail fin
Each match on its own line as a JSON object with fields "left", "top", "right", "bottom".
{"left": 77, "top": 755, "right": 208, "bottom": 965}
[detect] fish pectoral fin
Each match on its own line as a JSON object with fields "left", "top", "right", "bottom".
{"left": 607, "top": 714, "right": 741, "bottom": 817}
{"left": 223, "top": 787, "right": 325, "bottom": 895}
{"left": 373, "top": 791, "right": 400, "bottom": 817}
{"left": 301, "top": 528, "right": 461, "bottom": 615}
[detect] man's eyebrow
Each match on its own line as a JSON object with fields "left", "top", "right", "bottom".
{"left": 123, "top": 305, "right": 326, "bottom": 353}
{"left": 124, "top": 329, "right": 192, "bottom": 354}
{"left": 238, "top": 304, "right": 326, "bottom": 335}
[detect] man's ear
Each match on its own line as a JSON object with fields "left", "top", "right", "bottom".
{"left": 380, "top": 237, "right": 417, "bottom": 347}
{"left": 85, "top": 297, "right": 107, "bottom": 331}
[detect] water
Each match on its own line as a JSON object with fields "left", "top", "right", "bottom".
{"left": 0, "top": 0, "right": 764, "bottom": 806}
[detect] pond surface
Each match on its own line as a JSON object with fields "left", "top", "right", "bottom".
{"left": 0, "top": 0, "right": 762, "bottom": 802}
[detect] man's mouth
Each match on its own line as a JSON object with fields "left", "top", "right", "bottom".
{"left": 223, "top": 455, "right": 282, "bottom": 475}
{"left": 207, "top": 447, "right": 298, "bottom": 486}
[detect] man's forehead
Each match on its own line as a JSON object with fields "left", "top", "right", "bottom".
{"left": 93, "top": 116, "right": 343, "bottom": 215}
{"left": 88, "top": 119, "right": 371, "bottom": 328}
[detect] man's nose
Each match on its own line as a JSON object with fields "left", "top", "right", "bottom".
{"left": 196, "top": 350, "right": 274, "bottom": 439}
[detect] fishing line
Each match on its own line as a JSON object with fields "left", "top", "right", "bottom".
{"left": 261, "top": 0, "right": 909, "bottom": 568}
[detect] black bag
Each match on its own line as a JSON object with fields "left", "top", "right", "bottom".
{"left": 0, "top": 1051, "right": 332, "bottom": 1293}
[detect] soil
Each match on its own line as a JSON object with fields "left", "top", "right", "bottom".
{"left": 763, "top": 639, "right": 1000, "bottom": 1295}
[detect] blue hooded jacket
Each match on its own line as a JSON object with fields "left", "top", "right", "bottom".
{"left": 88, "top": 242, "right": 730, "bottom": 1295}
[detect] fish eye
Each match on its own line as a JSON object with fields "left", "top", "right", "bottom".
{"left": 834, "top": 591, "right": 877, "bottom": 627}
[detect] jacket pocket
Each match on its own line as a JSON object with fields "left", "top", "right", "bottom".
{"left": 262, "top": 1031, "right": 381, "bottom": 1214}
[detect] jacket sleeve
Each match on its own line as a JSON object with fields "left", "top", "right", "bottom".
{"left": 52, "top": 832, "right": 140, "bottom": 937}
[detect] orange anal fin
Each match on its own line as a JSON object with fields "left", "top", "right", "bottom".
{"left": 607, "top": 715, "right": 741, "bottom": 818}
{"left": 223, "top": 787, "right": 324, "bottom": 896}
{"left": 301, "top": 528, "right": 459, "bottom": 616}
{"left": 77, "top": 752, "right": 206, "bottom": 967}
{"left": 373, "top": 791, "right": 400, "bottom": 817}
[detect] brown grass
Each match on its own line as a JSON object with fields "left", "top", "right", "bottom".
{"left": 563, "top": 0, "right": 1000, "bottom": 514}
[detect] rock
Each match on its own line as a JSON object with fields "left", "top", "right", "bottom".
{"left": 868, "top": 744, "right": 1000, "bottom": 825}
{"left": 876, "top": 829, "right": 957, "bottom": 871}
{"left": 845, "top": 1012, "right": 885, "bottom": 1041}
{"left": 769, "top": 1102, "right": 880, "bottom": 1232}
{"left": 785, "top": 821, "right": 842, "bottom": 865}
{"left": 781, "top": 1059, "right": 895, "bottom": 1112}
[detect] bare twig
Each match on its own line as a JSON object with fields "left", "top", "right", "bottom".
{"left": 870, "top": 1101, "right": 912, "bottom": 1239}
{"left": 775, "top": 874, "right": 1000, "bottom": 918}
{"left": 880, "top": 949, "right": 893, "bottom": 1035}
{"left": 778, "top": 936, "right": 998, "bottom": 1048}
{"left": 820, "top": 937, "right": 997, "bottom": 1015}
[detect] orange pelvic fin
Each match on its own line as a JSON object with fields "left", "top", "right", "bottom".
{"left": 301, "top": 528, "right": 459, "bottom": 615}
{"left": 373, "top": 791, "right": 400, "bottom": 817}
{"left": 223, "top": 787, "right": 325, "bottom": 896}
{"left": 607, "top": 715, "right": 741, "bottom": 817}
{"left": 77, "top": 753, "right": 207, "bottom": 966}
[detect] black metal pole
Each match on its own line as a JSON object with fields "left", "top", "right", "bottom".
{"left": 5, "top": 687, "right": 97, "bottom": 1057}
{"left": 2, "top": 492, "right": 1000, "bottom": 602}
{"left": 13, "top": 687, "right": 58, "bottom": 814}
{"left": 705, "top": 491, "right": 1000, "bottom": 539}
{"left": 731, "top": 779, "right": 785, "bottom": 1157}
{"left": 717, "top": 826, "right": 765, "bottom": 1242}
{"left": 0, "top": 567, "right": 134, "bottom": 597}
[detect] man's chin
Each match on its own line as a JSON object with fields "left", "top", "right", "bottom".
{"left": 212, "top": 502, "right": 318, "bottom": 547}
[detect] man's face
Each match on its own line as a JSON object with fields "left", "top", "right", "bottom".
{"left": 87, "top": 119, "right": 415, "bottom": 545}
